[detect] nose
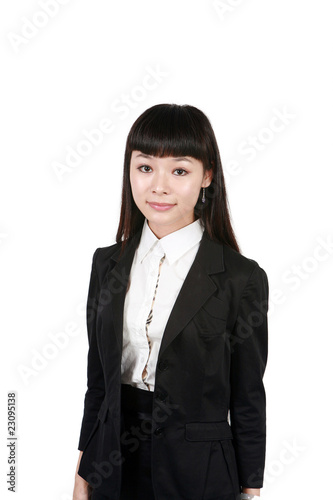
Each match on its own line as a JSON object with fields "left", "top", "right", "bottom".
{"left": 151, "top": 171, "right": 170, "bottom": 194}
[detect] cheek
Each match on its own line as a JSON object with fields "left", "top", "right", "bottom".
{"left": 130, "top": 174, "right": 146, "bottom": 197}
{"left": 175, "top": 182, "right": 200, "bottom": 204}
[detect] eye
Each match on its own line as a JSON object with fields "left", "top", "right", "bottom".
{"left": 137, "top": 165, "right": 188, "bottom": 175}
{"left": 138, "top": 165, "right": 152, "bottom": 173}
{"left": 174, "top": 168, "right": 188, "bottom": 176}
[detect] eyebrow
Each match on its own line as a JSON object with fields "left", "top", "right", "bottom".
{"left": 134, "top": 152, "right": 193, "bottom": 163}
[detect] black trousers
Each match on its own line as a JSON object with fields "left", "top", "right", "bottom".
{"left": 91, "top": 384, "right": 155, "bottom": 500}
{"left": 119, "top": 383, "right": 155, "bottom": 500}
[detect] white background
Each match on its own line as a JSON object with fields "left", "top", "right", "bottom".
{"left": 1, "top": 1, "right": 332, "bottom": 498}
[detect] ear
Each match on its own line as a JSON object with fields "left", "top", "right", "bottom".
{"left": 202, "top": 167, "right": 213, "bottom": 188}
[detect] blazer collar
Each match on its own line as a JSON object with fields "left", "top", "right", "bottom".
{"left": 109, "top": 225, "right": 225, "bottom": 274}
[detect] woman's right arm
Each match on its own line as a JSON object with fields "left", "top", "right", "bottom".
{"left": 73, "top": 451, "right": 92, "bottom": 499}
{"left": 74, "top": 248, "right": 104, "bottom": 499}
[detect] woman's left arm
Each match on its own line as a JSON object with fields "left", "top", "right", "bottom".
{"left": 229, "top": 263, "right": 269, "bottom": 492}
{"left": 242, "top": 487, "right": 261, "bottom": 496}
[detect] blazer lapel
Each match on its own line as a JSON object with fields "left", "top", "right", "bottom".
{"left": 103, "top": 226, "right": 225, "bottom": 357}
{"left": 104, "top": 229, "right": 142, "bottom": 351}
{"left": 158, "top": 230, "right": 225, "bottom": 357}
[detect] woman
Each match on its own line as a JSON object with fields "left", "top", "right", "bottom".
{"left": 73, "top": 104, "right": 269, "bottom": 500}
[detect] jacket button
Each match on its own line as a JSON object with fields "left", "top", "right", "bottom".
{"left": 157, "top": 392, "right": 167, "bottom": 402}
{"left": 154, "top": 427, "right": 163, "bottom": 436}
{"left": 158, "top": 360, "right": 168, "bottom": 371}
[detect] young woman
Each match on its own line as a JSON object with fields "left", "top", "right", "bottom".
{"left": 73, "top": 104, "right": 269, "bottom": 500}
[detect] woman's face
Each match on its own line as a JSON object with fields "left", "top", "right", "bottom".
{"left": 129, "top": 150, "right": 212, "bottom": 238}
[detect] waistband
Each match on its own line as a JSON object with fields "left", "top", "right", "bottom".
{"left": 121, "top": 383, "right": 154, "bottom": 415}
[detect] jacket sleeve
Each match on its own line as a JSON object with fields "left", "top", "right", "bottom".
{"left": 229, "top": 263, "right": 269, "bottom": 489}
{"left": 78, "top": 248, "right": 105, "bottom": 451}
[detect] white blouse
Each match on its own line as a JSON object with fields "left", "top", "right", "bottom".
{"left": 121, "top": 217, "right": 205, "bottom": 391}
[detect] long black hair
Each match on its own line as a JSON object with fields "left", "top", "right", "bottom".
{"left": 116, "top": 103, "right": 240, "bottom": 255}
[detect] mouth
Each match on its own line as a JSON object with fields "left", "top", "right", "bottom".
{"left": 147, "top": 201, "right": 176, "bottom": 211}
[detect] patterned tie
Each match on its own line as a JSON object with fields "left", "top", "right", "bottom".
{"left": 142, "top": 253, "right": 166, "bottom": 391}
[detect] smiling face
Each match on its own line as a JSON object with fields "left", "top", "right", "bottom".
{"left": 129, "top": 150, "right": 212, "bottom": 238}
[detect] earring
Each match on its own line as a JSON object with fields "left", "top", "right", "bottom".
{"left": 202, "top": 187, "right": 206, "bottom": 203}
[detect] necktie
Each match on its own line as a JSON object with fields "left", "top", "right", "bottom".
{"left": 142, "top": 253, "right": 166, "bottom": 391}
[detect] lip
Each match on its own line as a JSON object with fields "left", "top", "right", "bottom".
{"left": 147, "top": 202, "right": 175, "bottom": 211}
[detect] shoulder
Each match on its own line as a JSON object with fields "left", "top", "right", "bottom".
{"left": 90, "top": 242, "right": 121, "bottom": 279}
{"left": 222, "top": 242, "right": 268, "bottom": 289}
{"left": 95, "top": 242, "right": 121, "bottom": 261}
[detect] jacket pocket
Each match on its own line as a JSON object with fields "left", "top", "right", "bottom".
{"left": 202, "top": 296, "right": 227, "bottom": 319}
{"left": 194, "top": 297, "right": 227, "bottom": 337}
{"left": 185, "top": 421, "right": 233, "bottom": 441}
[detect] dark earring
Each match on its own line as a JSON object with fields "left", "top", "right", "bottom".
{"left": 202, "top": 187, "right": 206, "bottom": 203}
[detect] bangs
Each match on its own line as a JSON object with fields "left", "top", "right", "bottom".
{"left": 127, "top": 104, "right": 210, "bottom": 162}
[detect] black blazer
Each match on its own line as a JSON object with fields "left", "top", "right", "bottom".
{"left": 77, "top": 225, "right": 269, "bottom": 500}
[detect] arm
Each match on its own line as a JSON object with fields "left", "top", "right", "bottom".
{"left": 229, "top": 263, "right": 269, "bottom": 491}
{"left": 73, "top": 451, "right": 92, "bottom": 499}
{"left": 77, "top": 248, "right": 105, "bottom": 450}
{"left": 242, "top": 487, "right": 261, "bottom": 496}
